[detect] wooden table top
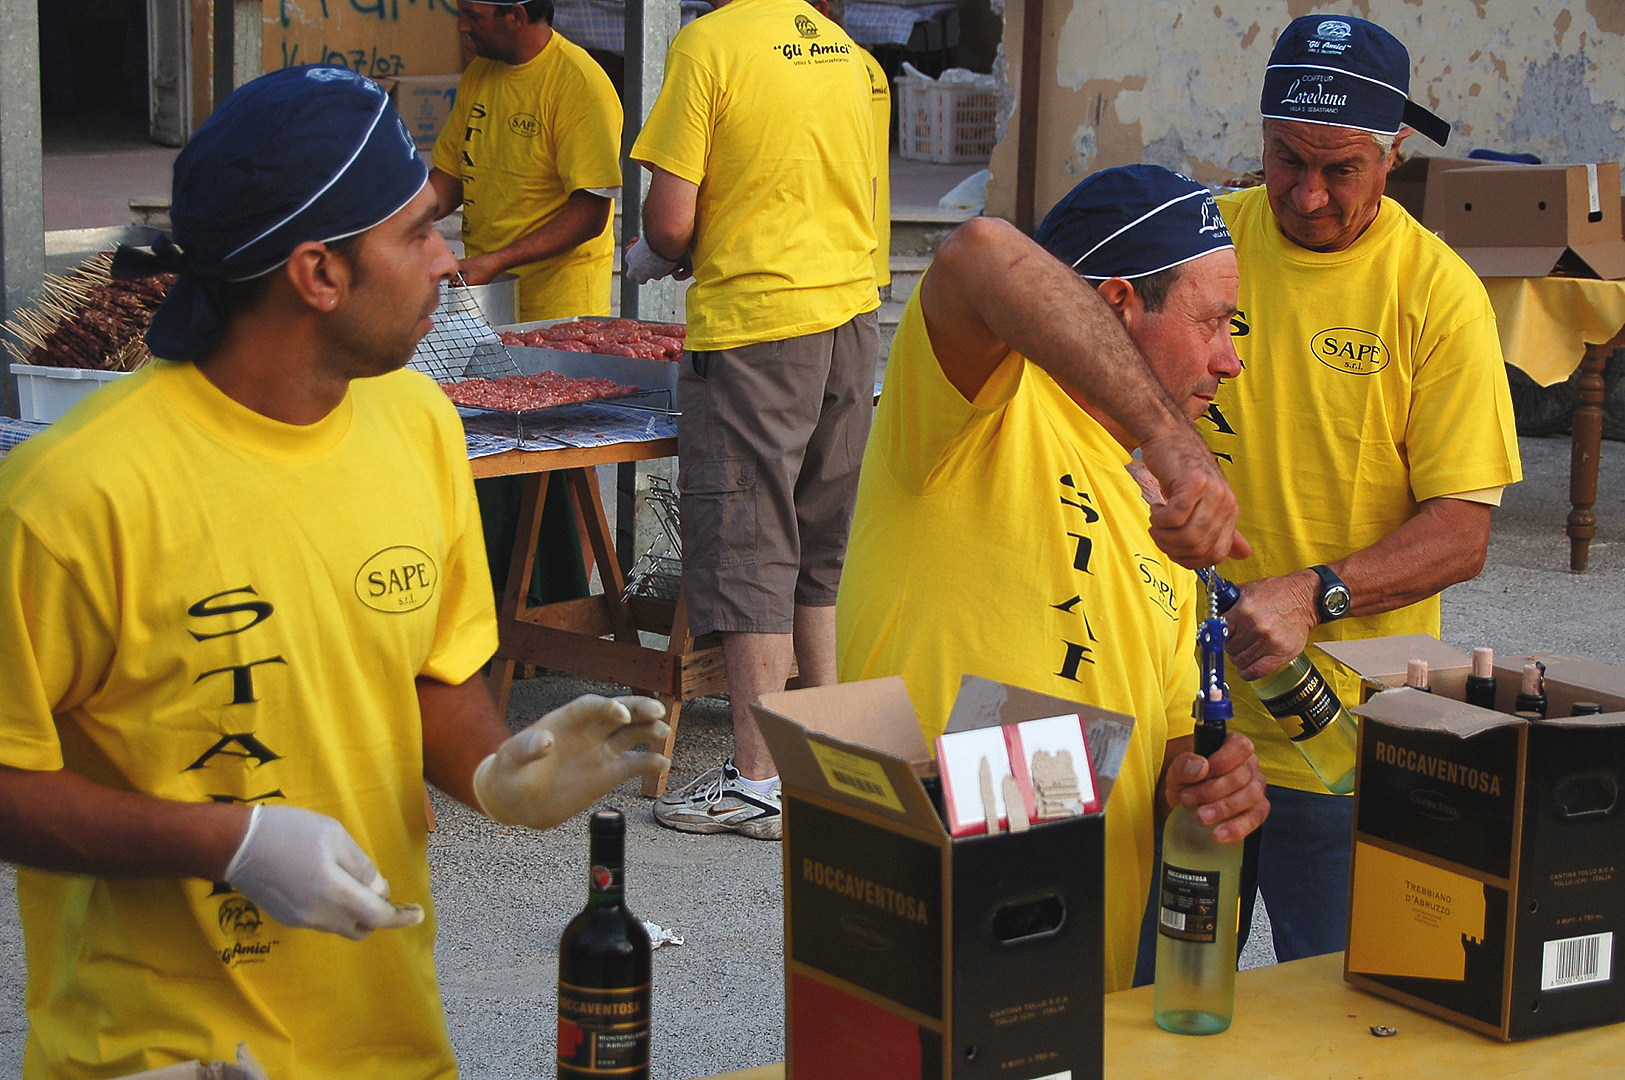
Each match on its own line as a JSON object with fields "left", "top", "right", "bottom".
{"left": 699, "top": 952, "right": 1625, "bottom": 1079}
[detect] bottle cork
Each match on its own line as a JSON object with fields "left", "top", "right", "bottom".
{"left": 1471, "top": 647, "right": 1494, "bottom": 679}
{"left": 1406, "top": 658, "right": 1430, "bottom": 691}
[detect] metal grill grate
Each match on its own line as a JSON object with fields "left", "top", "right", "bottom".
{"left": 623, "top": 474, "right": 684, "bottom": 602}
{"left": 407, "top": 278, "right": 520, "bottom": 383}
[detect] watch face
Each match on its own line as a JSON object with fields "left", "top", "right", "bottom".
{"left": 1323, "top": 585, "right": 1351, "bottom": 618}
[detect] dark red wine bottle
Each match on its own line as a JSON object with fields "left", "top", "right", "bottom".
{"left": 558, "top": 810, "right": 651, "bottom": 1079}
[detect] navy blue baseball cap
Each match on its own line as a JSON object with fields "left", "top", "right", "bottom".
{"left": 1035, "top": 165, "right": 1234, "bottom": 281}
{"left": 113, "top": 65, "right": 428, "bottom": 361}
{"left": 1261, "top": 14, "right": 1451, "bottom": 145}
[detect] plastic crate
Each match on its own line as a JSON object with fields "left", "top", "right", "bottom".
{"left": 896, "top": 77, "right": 998, "bottom": 165}
{"left": 11, "top": 363, "right": 128, "bottom": 422}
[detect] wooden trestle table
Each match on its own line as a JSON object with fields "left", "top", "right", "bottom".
{"left": 469, "top": 435, "right": 718, "bottom": 797}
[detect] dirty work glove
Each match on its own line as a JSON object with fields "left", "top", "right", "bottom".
{"left": 624, "top": 238, "right": 679, "bottom": 285}
{"left": 224, "top": 804, "right": 424, "bottom": 941}
{"left": 473, "top": 694, "right": 672, "bottom": 830}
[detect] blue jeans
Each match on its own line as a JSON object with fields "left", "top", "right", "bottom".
{"left": 1132, "top": 783, "right": 1353, "bottom": 986}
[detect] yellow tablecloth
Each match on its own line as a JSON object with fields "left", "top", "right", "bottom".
{"left": 1483, "top": 276, "right": 1625, "bottom": 386}
{"left": 703, "top": 953, "right": 1625, "bottom": 1079}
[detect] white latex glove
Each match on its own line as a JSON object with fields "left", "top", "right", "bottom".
{"left": 624, "top": 238, "right": 680, "bottom": 285}
{"left": 223, "top": 804, "right": 424, "bottom": 941}
{"left": 473, "top": 694, "right": 672, "bottom": 830}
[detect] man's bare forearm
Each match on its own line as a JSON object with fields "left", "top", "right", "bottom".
{"left": 463, "top": 191, "right": 612, "bottom": 279}
{"left": 925, "top": 217, "right": 1187, "bottom": 442}
{"left": 0, "top": 765, "right": 249, "bottom": 880}
{"left": 418, "top": 672, "right": 511, "bottom": 810}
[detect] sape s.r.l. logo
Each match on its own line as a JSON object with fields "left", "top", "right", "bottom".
{"left": 508, "top": 112, "right": 541, "bottom": 138}
{"left": 794, "top": 13, "right": 819, "bottom": 37}
{"left": 355, "top": 546, "right": 440, "bottom": 613}
{"left": 1312, "top": 326, "right": 1390, "bottom": 375}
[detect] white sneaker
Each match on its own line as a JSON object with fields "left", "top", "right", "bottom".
{"left": 652, "top": 756, "right": 782, "bottom": 840}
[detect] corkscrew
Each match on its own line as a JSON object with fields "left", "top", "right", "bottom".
{"left": 1194, "top": 569, "right": 1233, "bottom": 751}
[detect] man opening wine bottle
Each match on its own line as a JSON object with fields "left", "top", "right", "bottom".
{"left": 837, "top": 165, "right": 1268, "bottom": 993}
{"left": 0, "top": 68, "right": 671, "bottom": 1080}
{"left": 1197, "top": 14, "right": 1522, "bottom": 965}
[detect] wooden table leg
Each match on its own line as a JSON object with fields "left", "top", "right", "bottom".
{"left": 1567, "top": 344, "right": 1607, "bottom": 572}
{"left": 642, "top": 589, "right": 696, "bottom": 798}
{"left": 488, "top": 470, "right": 551, "bottom": 716}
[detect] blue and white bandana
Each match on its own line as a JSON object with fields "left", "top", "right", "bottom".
{"left": 1261, "top": 14, "right": 1451, "bottom": 146}
{"left": 112, "top": 65, "right": 429, "bottom": 361}
{"left": 1035, "top": 164, "right": 1234, "bottom": 281}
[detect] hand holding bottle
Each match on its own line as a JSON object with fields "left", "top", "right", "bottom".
{"left": 1220, "top": 569, "right": 1320, "bottom": 680}
{"left": 474, "top": 695, "right": 671, "bottom": 831}
{"left": 1162, "top": 731, "right": 1269, "bottom": 844}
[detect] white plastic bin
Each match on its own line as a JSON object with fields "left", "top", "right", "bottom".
{"left": 11, "top": 363, "right": 129, "bottom": 423}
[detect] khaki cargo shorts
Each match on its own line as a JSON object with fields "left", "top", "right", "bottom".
{"left": 677, "top": 310, "right": 880, "bottom": 636}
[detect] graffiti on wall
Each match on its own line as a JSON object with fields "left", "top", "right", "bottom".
{"left": 267, "top": 0, "right": 462, "bottom": 78}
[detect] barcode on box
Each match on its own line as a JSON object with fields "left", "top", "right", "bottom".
{"left": 1541, "top": 932, "right": 1613, "bottom": 991}
{"left": 1160, "top": 909, "right": 1186, "bottom": 931}
{"left": 830, "top": 768, "right": 885, "bottom": 799}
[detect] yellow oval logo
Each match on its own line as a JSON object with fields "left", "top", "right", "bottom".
{"left": 1312, "top": 326, "right": 1390, "bottom": 375}
{"left": 508, "top": 113, "right": 540, "bottom": 138}
{"left": 355, "top": 546, "right": 439, "bottom": 613}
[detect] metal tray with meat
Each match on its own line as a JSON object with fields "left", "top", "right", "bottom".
{"left": 495, "top": 316, "right": 686, "bottom": 399}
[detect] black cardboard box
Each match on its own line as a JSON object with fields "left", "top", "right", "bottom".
{"left": 1317, "top": 635, "right": 1625, "bottom": 1040}
{"left": 753, "top": 675, "right": 1137, "bottom": 1080}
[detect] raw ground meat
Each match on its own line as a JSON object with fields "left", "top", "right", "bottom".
{"left": 440, "top": 371, "right": 633, "bottom": 410}
{"left": 499, "top": 319, "right": 686, "bottom": 360}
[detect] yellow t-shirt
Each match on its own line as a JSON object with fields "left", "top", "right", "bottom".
{"left": 1206, "top": 186, "right": 1522, "bottom": 793}
{"left": 861, "top": 46, "right": 891, "bottom": 291}
{"left": 836, "top": 278, "right": 1199, "bottom": 994}
{"left": 631, "top": 0, "right": 879, "bottom": 350}
{"left": 433, "top": 32, "right": 622, "bottom": 320}
{"left": 0, "top": 362, "right": 498, "bottom": 1080}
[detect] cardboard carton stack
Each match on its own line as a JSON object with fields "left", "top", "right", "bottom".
{"left": 1424, "top": 161, "right": 1625, "bottom": 279}
{"left": 754, "top": 675, "right": 1137, "bottom": 1080}
{"left": 1318, "top": 634, "right": 1625, "bottom": 1040}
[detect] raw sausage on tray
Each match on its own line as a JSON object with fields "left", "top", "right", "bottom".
{"left": 440, "top": 371, "right": 635, "bottom": 410}
{"left": 497, "top": 319, "right": 686, "bottom": 360}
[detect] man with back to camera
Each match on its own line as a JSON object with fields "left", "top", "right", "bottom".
{"left": 1196, "top": 13, "right": 1522, "bottom": 965}
{"left": 623, "top": 0, "right": 881, "bottom": 840}
{"left": 0, "top": 67, "right": 671, "bottom": 1079}
{"left": 836, "top": 165, "right": 1267, "bottom": 992}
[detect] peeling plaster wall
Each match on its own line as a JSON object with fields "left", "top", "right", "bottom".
{"left": 988, "top": 1, "right": 1625, "bottom": 223}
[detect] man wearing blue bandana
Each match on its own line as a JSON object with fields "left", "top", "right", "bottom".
{"left": 0, "top": 67, "right": 670, "bottom": 1079}
{"left": 1201, "top": 15, "right": 1522, "bottom": 964}
{"left": 837, "top": 165, "right": 1264, "bottom": 993}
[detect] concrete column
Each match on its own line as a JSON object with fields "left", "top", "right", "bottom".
{"left": 213, "top": 0, "right": 263, "bottom": 107}
{"left": 0, "top": 0, "right": 45, "bottom": 418}
{"left": 618, "top": 0, "right": 682, "bottom": 574}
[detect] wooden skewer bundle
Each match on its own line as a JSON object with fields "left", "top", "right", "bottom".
{"left": 2, "top": 251, "right": 174, "bottom": 373}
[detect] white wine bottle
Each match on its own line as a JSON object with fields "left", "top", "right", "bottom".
{"left": 1154, "top": 593, "right": 1243, "bottom": 1035}
{"left": 1200, "top": 570, "right": 1358, "bottom": 795}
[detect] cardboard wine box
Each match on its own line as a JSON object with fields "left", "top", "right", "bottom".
{"left": 1425, "top": 162, "right": 1625, "bottom": 279}
{"left": 1317, "top": 635, "right": 1625, "bottom": 1040}
{"left": 1383, "top": 155, "right": 1499, "bottom": 222}
{"left": 753, "top": 675, "right": 1138, "bottom": 1080}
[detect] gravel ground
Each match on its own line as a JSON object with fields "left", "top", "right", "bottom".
{"left": 0, "top": 432, "right": 1620, "bottom": 1078}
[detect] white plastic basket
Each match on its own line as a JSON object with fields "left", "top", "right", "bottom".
{"left": 896, "top": 77, "right": 998, "bottom": 165}
{"left": 11, "top": 363, "right": 129, "bottom": 423}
